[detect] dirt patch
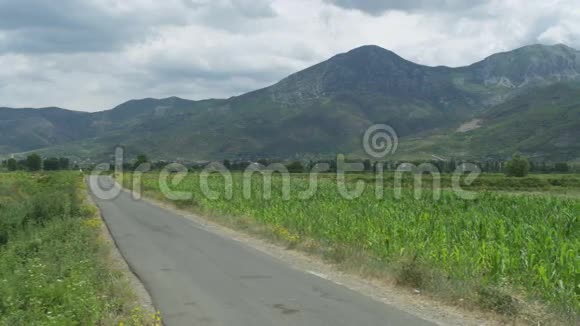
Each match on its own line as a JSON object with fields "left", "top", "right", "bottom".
{"left": 456, "top": 119, "right": 483, "bottom": 133}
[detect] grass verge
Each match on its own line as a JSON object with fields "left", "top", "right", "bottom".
{"left": 0, "top": 172, "right": 159, "bottom": 325}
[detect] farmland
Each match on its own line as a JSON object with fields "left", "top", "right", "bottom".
{"left": 123, "top": 172, "right": 579, "bottom": 322}
{"left": 0, "top": 172, "right": 153, "bottom": 324}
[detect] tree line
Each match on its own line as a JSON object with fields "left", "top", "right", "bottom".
{"left": 8, "top": 152, "right": 573, "bottom": 177}
{"left": 1, "top": 154, "right": 72, "bottom": 171}
{"left": 190, "top": 153, "right": 574, "bottom": 177}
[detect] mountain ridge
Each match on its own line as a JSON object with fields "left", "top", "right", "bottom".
{"left": 6, "top": 43, "right": 578, "bottom": 112}
{"left": 2, "top": 43, "right": 579, "bottom": 161}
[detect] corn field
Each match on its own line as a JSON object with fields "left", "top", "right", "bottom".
{"left": 126, "top": 173, "right": 579, "bottom": 317}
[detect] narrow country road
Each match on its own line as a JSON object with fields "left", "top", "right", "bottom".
{"left": 89, "top": 176, "right": 434, "bottom": 326}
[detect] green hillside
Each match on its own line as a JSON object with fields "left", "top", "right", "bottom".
{"left": 396, "top": 83, "right": 580, "bottom": 161}
{"left": 2, "top": 44, "right": 580, "bottom": 161}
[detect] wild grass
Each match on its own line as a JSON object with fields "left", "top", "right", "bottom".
{"left": 0, "top": 172, "right": 155, "bottom": 325}
{"left": 124, "top": 172, "right": 579, "bottom": 322}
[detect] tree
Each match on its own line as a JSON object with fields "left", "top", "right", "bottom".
{"left": 449, "top": 159, "right": 457, "bottom": 173}
{"left": 554, "top": 162, "right": 570, "bottom": 173}
{"left": 43, "top": 157, "right": 60, "bottom": 171}
{"left": 6, "top": 158, "right": 18, "bottom": 171}
{"left": 363, "top": 159, "right": 372, "bottom": 172}
{"left": 59, "top": 157, "right": 70, "bottom": 170}
{"left": 540, "top": 161, "right": 548, "bottom": 173}
{"left": 26, "top": 154, "right": 42, "bottom": 171}
{"left": 134, "top": 154, "right": 149, "bottom": 169}
{"left": 286, "top": 161, "right": 304, "bottom": 173}
{"left": 505, "top": 153, "right": 530, "bottom": 177}
{"left": 529, "top": 161, "right": 536, "bottom": 172}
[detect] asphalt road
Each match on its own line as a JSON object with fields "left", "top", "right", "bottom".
{"left": 90, "top": 176, "right": 434, "bottom": 326}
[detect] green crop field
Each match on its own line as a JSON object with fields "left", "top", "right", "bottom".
{"left": 123, "top": 172, "right": 579, "bottom": 322}
{"left": 0, "top": 172, "right": 155, "bottom": 325}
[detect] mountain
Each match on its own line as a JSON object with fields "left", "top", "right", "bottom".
{"left": 0, "top": 107, "right": 94, "bottom": 154}
{"left": 463, "top": 44, "right": 580, "bottom": 88}
{"left": 1, "top": 44, "right": 580, "bottom": 161}
{"left": 465, "top": 83, "right": 580, "bottom": 160}
{"left": 396, "top": 82, "right": 580, "bottom": 161}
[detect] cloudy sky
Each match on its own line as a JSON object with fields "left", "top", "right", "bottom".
{"left": 0, "top": 0, "right": 578, "bottom": 111}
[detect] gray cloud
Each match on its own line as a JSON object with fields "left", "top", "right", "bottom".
{"left": 181, "top": 0, "right": 278, "bottom": 33}
{"left": 0, "top": 0, "right": 578, "bottom": 111}
{"left": 0, "top": 0, "right": 277, "bottom": 54}
{"left": 324, "top": 0, "right": 488, "bottom": 15}
{"left": 183, "top": 0, "right": 277, "bottom": 19}
{"left": 0, "top": 0, "right": 145, "bottom": 53}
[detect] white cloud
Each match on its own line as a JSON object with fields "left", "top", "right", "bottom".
{"left": 0, "top": 0, "right": 578, "bottom": 111}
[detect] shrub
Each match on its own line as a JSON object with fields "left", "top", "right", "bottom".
{"left": 505, "top": 153, "right": 530, "bottom": 177}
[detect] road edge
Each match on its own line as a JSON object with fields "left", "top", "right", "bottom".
{"left": 84, "top": 177, "right": 159, "bottom": 323}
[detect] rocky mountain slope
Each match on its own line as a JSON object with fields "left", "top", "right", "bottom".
{"left": 1, "top": 44, "right": 579, "bottom": 161}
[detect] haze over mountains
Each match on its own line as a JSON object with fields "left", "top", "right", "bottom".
{"left": 2, "top": 43, "right": 579, "bottom": 161}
